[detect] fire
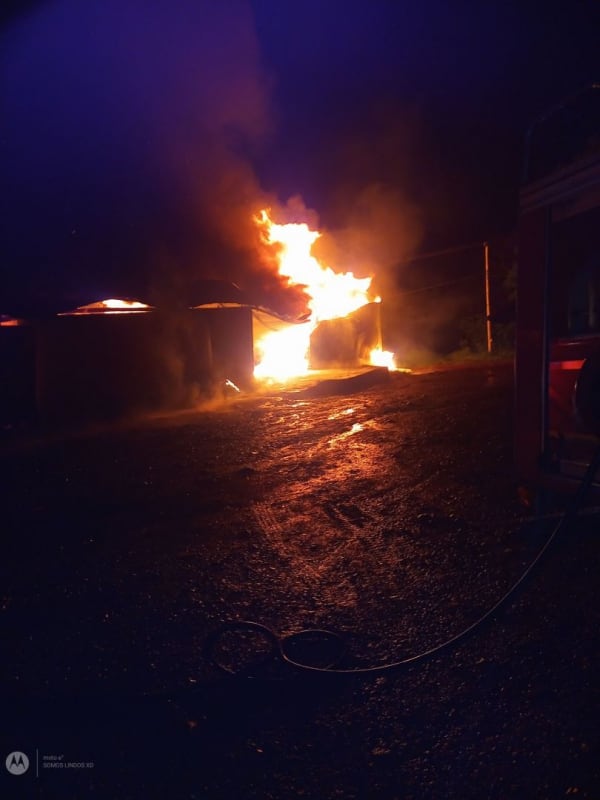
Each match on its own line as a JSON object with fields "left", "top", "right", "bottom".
{"left": 0, "top": 315, "right": 24, "bottom": 327}
{"left": 369, "top": 348, "right": 396, "bottom": 370}
{"left": 102, "top": 299, "right": 148, "bottom": 310}
{"left": 254, "top": 322, "right": 312, "bottom": 379}
{"left": 254, "top": 209, "right": 396, "bottom": 379}
{"left": 58, "top": 298, "right": 153, "bottom": 316}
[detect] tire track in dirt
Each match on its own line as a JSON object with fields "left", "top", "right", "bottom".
{"left": 251, "top": 497, "right": 371, "bottom": 610}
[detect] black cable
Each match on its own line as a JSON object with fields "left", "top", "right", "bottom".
{"left": 207, "top": 442, "right": 600, "bottom": 677}
{"left": 3, "top": 446, "right": 597, "bottom": 714}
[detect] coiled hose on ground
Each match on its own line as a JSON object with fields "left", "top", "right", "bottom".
{"left": 206, "top": 442, "right": 600, "bottom": 678}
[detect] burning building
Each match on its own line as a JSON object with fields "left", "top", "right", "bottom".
{"left": 34, "top": 286, "right": 280, "bottom": 424}
{"left": 5, "top": 284, "right": 307, "bottom": 426}
{"left": 35, "top": 298, "right": 211, "bottom": 423}
{"left": 2, "top": 207, "right": 398, "bottom": 427}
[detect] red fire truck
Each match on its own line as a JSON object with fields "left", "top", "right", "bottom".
{"left": 515, "top": 84, "right": 600, "bottom": 506}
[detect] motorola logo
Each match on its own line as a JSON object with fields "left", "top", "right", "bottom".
{"left": 5, "top": 751, "right": 30, "bottom": 775}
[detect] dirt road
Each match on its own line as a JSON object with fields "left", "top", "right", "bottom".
{"left": 1, "top": 363, "right": 598, "bottom": 798}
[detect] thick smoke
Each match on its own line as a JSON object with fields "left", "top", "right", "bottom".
{"left": 0, "top": 0, "right": 298, "bottom": 313}
{"left": 313, "top": 183, "right": 424, "bottom": 294}
{"left": 2, "top": 0, "right": 438, "bottom": 352}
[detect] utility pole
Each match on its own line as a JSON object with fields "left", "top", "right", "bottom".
{"left": 401, "top": 239, "right": 495, "bottom": 354}
{"left": 484, "top": 241, "right": 493, "bottom": 353}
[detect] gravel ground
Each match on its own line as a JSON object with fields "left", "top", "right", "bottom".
{"left": 1, "top": 362, "right": 598, "bottom": 799}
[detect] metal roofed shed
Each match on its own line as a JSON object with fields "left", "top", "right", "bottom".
{"left": 36, "top": 299, "right": 214, "bottom": 424}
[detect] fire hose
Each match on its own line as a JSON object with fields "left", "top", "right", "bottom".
{"left": 205, "top": 441, "right": 600, "bottom": 678}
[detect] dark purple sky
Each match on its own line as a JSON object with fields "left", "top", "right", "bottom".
{"left": 1, "top": 0, "right": 598, "bottom": 314}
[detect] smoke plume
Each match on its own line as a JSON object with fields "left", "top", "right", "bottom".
{"left": 1, "top": 0, "right": 289, "bottom": 312}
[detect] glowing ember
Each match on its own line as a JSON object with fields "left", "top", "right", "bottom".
{"left": 254, "top": 209, "right": 391, "bottom": 380}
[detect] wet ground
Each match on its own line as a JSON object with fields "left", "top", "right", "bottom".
{"left": 1, "top": 362, "right": 599, "bottom": 799}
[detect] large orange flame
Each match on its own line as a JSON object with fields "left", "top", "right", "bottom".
{"left": 253, "top": 209, "right": 396, "bottom": 380}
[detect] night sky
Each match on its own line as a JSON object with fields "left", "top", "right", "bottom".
{"left": 1, "top": 0, "right": 598, "bottom": 317}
